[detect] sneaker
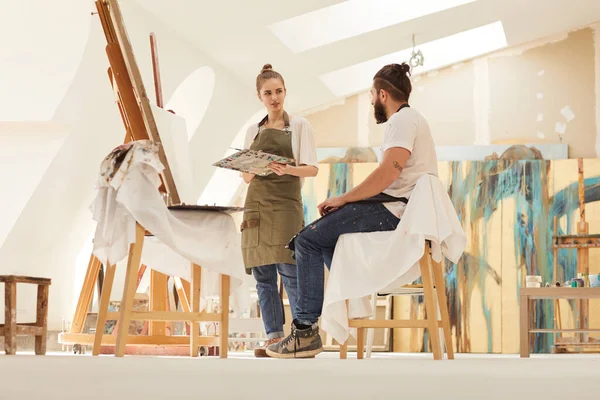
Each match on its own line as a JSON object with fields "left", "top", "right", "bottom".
{"left": 254, "top": 337, "right": 282, "bottom": 358}
{"left": 265, "top": 321, "right": 323, "bottom": 359}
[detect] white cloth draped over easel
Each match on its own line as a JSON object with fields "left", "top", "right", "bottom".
{"left": 321, "top": 174, "right": 466, "bottom": 343}
{"left": 90, "top": 140, "right": 250, "bottom": 315}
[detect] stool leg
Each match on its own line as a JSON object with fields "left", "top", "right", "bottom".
{"left": 4, "top": 282, "right": 17, "bottom": 355}
{"left": 219, "top": 274, "right": 230, "bottom": 359}
{"left": 93, "top": 264, "right": 116, "bottom": 356}
{"left": 35, "top": 284, "right": 49, "bottom": 355}
{"left": 365, "top": 292, "right": 377, "bottom": 358}
{"left": 420, "top": 255, "right": 442, "bottom": 360}
{"left": 339, "top": 340, "right": 348, "bottom": 359}
{"left": 432, "top": 260, "right": 454, "bottom": 360}
{"left": 356, "top": 328, "right": 365, "bottom": 359}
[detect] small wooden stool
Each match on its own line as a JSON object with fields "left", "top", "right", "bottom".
{"left": 0, "top": 275, "right": 51, "bottom": 355}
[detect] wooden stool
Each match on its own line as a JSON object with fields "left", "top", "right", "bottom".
{"left": 0, "top": 275, "right": 51, "bottom": 355}
{"left": 92, "top": 223, "right": 230, "bottom": 358}
{"left": 340, "top": 242, "right": 453, "bottom": 360}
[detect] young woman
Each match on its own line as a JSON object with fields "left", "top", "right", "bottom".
{"left": 241, "top": 64, "right": 318, "bottom": 357}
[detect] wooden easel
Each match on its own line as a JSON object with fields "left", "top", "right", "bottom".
{"left": 552, "top": 158, "right": 600, "bottom": 353}
{"left": 59, "top": 0, "right": 230, "bottom": 358}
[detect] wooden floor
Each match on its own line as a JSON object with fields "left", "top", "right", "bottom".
{"left": 0, "top": 352, "right": 599, "bottom": 399}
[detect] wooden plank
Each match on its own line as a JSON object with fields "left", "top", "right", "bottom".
{"left": 530, "top": 329, "right": 600, "bottom": 333}
{"left": 190, "top": 264, "right": 201, "bottom": 356}
{"left": 104, "top": 0, "right": 180, "bottom": 204}
{"left": 0, "top": 276, "right": 51, "bottom": 285}
{"left": 93, "top": 264, "right": 116, "bottom": 356}
{"left": 16, "top": 325, "right": 44, "bottom": 336}
{"left": 521, "top": 287, "right": 600, "bottom": 299}
{"left": 115, "top": 223, "right": 145, "bottom": 357}
{"left": 149, "top": 270, "right": 169, "bottom": 336}
{"left": 105, "top": 43, "right": 147, "bottom": 140}
{"left": 349, "top": 320, "right": 430, "bottom": 329}
{"left": 59, "top": 333, "right": 219, "bottom": 346}
{"left": 104, "top": 311, "right": 222, "bottom": 322}
{"left": 149, "top": 32, "right": 163, "bottom": 108}
{"left": 220, "top": 274, "right": 230, "bottom": 359}
{"left": 70, "top": 255, "right": 102, "bottom": 334}
{"left": 4, "top": 282, "right": 17, "bottom": 354}
{"left": 35, "top": 284, "right": 49, "bottom": 355}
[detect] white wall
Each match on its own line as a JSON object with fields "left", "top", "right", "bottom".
{"left": 0, "top": 1, "right": 260, "bottom": 330}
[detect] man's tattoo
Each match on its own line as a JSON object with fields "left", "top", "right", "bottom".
{"left": 393, "top": 161, "right": 403, "bottom": 172}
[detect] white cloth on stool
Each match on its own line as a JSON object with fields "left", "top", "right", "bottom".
{"left": 321, "top": 174, "right": 466, "bottom": 343}
{"left": 90, "top": 141, "right": 249, "bottom": 315}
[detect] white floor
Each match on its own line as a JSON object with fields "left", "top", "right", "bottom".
{"left": 1, "top": 351, "right": 599, "bottom": 399}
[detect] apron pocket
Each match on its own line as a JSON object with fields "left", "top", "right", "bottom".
{"left": 241, "top": 211, "right": 260, "bottom": 248}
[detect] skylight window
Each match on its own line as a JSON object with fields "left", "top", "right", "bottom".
{"left": 268, "top": 0, "right": 478, "bottom": 53}
{"left": 320, "top": 21, "right": 508, "bottom": 98}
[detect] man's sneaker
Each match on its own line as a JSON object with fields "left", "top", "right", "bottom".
{"left": 265, "top": 321, "right": 323, "bottom": 359}
{"left": 254, "top": 337, "right": 282, "bottom": 358}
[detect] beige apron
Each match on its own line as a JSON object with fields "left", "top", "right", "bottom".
{"left": 241, "top": 112, "right": 304, "bottom": 272}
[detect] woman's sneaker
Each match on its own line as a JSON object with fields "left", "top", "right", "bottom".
{"left": 254, "top": 337, "right": 282, "bottom": 358}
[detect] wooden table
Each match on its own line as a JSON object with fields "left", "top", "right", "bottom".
{"left": 520, "top": 287, "right": 600, "bottom": 357}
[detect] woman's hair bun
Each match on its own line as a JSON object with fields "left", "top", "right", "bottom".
{"left": 261, "top": 64, "right": 273, "bottom": 73}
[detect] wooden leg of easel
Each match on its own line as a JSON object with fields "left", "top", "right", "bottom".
{"left": 71, "top": 255, "right": 102, "bottom": 334}
{"left": 432, "top": 259, "right": 454, "bottom": 360}
{"left": 356, "top": 328, "right": 365, "bottom": 359}
{"left": 219, "top": 274, "right": 230, "bottom": 359}
{"left": 93, "top": 264, "right": 116, "bottom": 356}
{"left": 115, "top": 223, "right": 145, "bottom": 357}
{"left": 420, "top": 254, "right": 442, "bottom": 360}
{"left": 190, "top": 264, "right": 201, "bottom": 357}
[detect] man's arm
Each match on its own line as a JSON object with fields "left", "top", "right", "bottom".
{"left": 340, "top": 147, "right": 411, "bottom": 203}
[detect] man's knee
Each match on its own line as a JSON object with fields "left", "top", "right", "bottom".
{"left": 294, "top": 226, "right": 321, "bottom": 252}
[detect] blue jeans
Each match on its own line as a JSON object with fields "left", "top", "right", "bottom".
{"left": 252, "top": 263, "right": 299, "bottom": 339}
{"left": 293, "top": 203, "right": 400, "bottom": 325}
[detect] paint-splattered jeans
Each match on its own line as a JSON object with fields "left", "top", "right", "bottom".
{"left": 293, "top": 202, "right": 400, "bottom": 325}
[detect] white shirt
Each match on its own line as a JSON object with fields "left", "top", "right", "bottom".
{"left": 244, "top": 116, "right": 319, "bottom": 186}
{"left": 381, "top": 107, "right": 438, "bottom": 218}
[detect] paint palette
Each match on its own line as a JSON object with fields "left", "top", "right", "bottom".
{"left": 213, "top": 149, "right": 295, "bottom": 176}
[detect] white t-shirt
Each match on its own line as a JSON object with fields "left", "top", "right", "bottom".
{"left": 243, "top": 116, "right": 319, "bottom": 186}
{"left": 381, "top": 107, "right": 438, "bottom": 218}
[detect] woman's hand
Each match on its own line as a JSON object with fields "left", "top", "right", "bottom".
{"left": 269, "top": 162, "right": 295, "bottom": 176}
{"left": 242, "top": 172, "right": 255, "bottom": 183}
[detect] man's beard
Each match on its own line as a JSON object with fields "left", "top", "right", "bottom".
{"left": 373, "top": 99, "right": 388, "bottom": 124}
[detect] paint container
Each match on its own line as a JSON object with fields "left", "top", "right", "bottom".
{"left": 573, "top": 278, "right": 585, "bottom": 288}
{"left": 578, "top": 273, "right": 589, "bottom": 287}
{"left": 589, "top": 274, "right": 600, "bottom": 288}
{"left": 526, "top": 275, "right": 542, "bottom": 288}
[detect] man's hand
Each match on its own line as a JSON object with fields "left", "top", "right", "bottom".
{"left": 317, "top": 196, "right": 347, "bottom": 216}
{"left": 269, "top": 162, "right": 295, "bottom": 176}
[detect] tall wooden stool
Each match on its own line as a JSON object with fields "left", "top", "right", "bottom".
{"left": 340, "top": 242, "right": 453, "bottom": 360}
{"left": 92, "top": 223, "right": 230, "bottom": 358}
{"left": 0, "top": 275, "right": 51, "bottom": 355}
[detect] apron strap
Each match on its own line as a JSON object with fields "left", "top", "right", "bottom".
{"left": 256, "top": 111, "right": 291, "bottom": 135}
